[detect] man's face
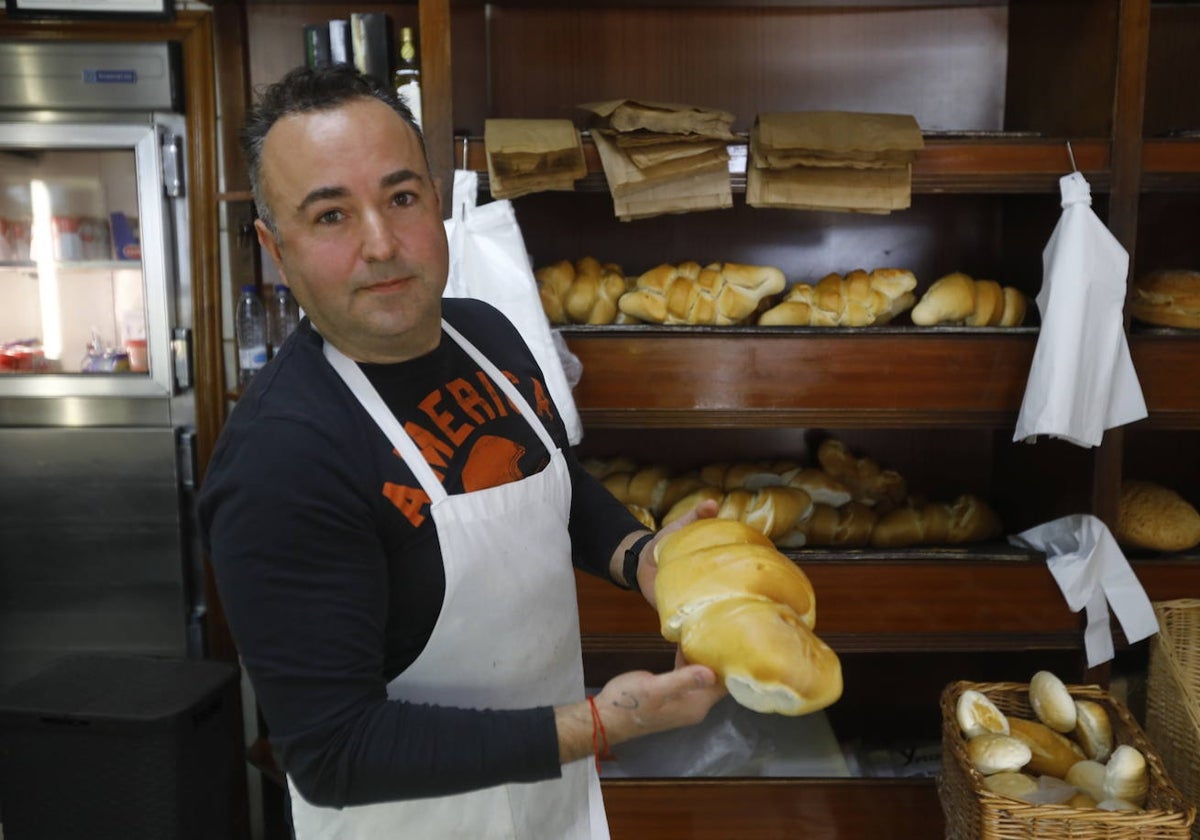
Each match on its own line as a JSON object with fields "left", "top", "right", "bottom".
{"left": 255, "top": 97, "right": 448, "bottom": 363}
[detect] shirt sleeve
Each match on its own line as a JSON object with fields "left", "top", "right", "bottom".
{"left": 565, "top": 447, "right": 649, "bottom": 582}
{"left": 200, "top": 414, "right": 562, "bottom": 808}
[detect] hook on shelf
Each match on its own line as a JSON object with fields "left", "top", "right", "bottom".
{"left": 460, "top": 134, "right": 469, "bottom": 171}
{"left": 1066, "top": 140, "right": 1079, "bottom": 174}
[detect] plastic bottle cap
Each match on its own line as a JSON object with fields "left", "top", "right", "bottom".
{"left": 275, "top": 284, "right": 290, "bottom": 292}
{"left": 242, "top": 284, "right": 257, "bottom": 293}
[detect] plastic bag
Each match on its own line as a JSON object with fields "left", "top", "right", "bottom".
{"left": 443, "top": 171, "right": 583, "bottom": 444}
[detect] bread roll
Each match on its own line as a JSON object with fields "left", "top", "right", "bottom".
{"left": 655, "top": 541, "right": 816, "bottom": 641}
{"left": 1104, "top": 745, "right": 1148, "bottom": 807}
{"left": 910, "top": 271, "right": 1027, "bottom": 327}
{"left": 967, "top": 733, "right": 1033, "bottom": 775}
{"left": 655, "top": 517, "right": 774, "bottom": 568}
{"left": 1029, "top": 670, "right": 1077, "bottom": 733}
{"left": 1066, "top": 759, "right": 1108, "bottom": 803}
{"left": 1067, "top": 792, "right": 1099, "bottom": 809}
{"left": 601, "top": 467, "right": 708, "bottom": 518}
{"left": 778, "top": 501, "right": 877, "bottom": 548}
{"left": 911, "top": 272, "right": 976, "bottom": 325}
{"left": 535, "top": 257, "right": 633, "bottom": 325}
{"left": 679, "top": 598, "right": 842, "bottom": 716}
{"left": 757, "top": 268, "right": 917, "bottom": 327}
{"left": 870, "top": 494, "right": 1003, "bottom": 548}
{"left": 965, "top": 279, "right": 1004, "bottom": 327}
{"left": 957, "top": 689, "right": 1010, "bottom": 739}
{"left": 662, "top": 485, "right": 815, "bottom": 545}
{"left": 1129, "top": 269, "right": 1200, "bottom": 329}
{"left": 1116, "top": 479, "right": 1200, "bottom": 552}
{"left": 982, "top": 771, "right": 1039, "bottom": 800}
{"left": 1097, "top": 798, "right": 1142, "bottom": 812}
{"left": 780, "top": 467, "right": 853, "bottom": 507}
{"left": 1006, "top": 716, "right": 1086, "bottom": 778}
{"left": 654, "top": 518, "right": 841, "bottom": 716}
{"left": 1073, "top": 700, "right": 1114, "bottom": 762}
{"left": 816, "top": 438, "right": 907, "bottom": 512}
{"left": 626, "top": 503, "right": 657, "bottom": 531}
{"left": 618, "top": 261, "right": 786, "bottom": 325}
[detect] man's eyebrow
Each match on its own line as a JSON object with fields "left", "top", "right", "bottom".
{"left": 297, "top": 185, "right": 348, "bottom": 214}
{"left": 381, "top": 169, "right": 423, "bottom": 189}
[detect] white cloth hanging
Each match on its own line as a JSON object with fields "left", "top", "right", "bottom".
{"left": 443, "top": 169, "right": 584, "bottom": 444}
{"left": 1013, "top": 171, "right": 1147, "bottom": 447}
{"left": 1010, "top": 515, "right": 1159, "bottom": 668}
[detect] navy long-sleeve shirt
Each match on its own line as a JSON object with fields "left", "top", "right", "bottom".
{"left": 199, "top": 298, "right": 640, "bottom": 807}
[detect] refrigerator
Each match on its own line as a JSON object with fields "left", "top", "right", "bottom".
{"left": 0, "top": 41, "right": 203, "bottom": 691}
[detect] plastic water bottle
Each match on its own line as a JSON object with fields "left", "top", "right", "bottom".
{"left": 235, "top": 284, "right": 268, "bottom": 388}
{"left": 267, "top": 284, "right": 300, "bottom": 358}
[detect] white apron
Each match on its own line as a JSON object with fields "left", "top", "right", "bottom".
{"left": 286, "top": 321, "right": 609, "bottom": 840}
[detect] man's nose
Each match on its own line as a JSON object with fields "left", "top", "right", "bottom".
{"left": 360, "top": 209, "right": 397, "bottom": 262}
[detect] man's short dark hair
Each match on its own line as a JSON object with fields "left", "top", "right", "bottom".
{"left": 242, "top": 64, "right": 426, "bottom": 235}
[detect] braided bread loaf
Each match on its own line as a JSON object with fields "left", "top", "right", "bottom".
{"left": 535, "top": 256, "right": 636, "bottom": 325}
{"left": 654, "top": 518, "right": 843, "bottom": 716}
{"left": 869, "top": 494, "right": 1003, "bottom": 548}
{"left": 816, "top": 438, "right": 908, "bottom": 513}
{"left": 758, "top": 268, "right": 917, "bottom": 327}
{"left": 618, "top": 261, "right": 786, "bottom": 325}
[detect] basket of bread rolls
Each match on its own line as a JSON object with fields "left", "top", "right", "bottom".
{"left": 939, "top": 674, "right": 1195, "bottom": 840}
{"left": 1147, "top": 600, "right": 1200, "bottom": 840}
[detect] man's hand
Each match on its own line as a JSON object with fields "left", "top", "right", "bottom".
{"left": 636, "top": 498, "right": 719, "bottom": 608}
{"left": 555, "top": 660, "right": 726, "bottom": 766}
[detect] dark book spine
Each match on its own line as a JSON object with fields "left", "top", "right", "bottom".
{"left": 304, "top": 24, "right": 332, "bottom": 69}
{"left": 350, "top": 12, "right": 392, "bottom": 87}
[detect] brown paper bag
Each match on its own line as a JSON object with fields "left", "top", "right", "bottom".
{"left": 484, "top": 119, "right": 586, "bottom": 198}
{"left": 580, "top": 99, "right": 736, "bottom": 139}
{"left": 755, "top": 111, "right": 924, "bottom": 159}
{"left": 593, "top": 130, "right": 731, "bottom": 220}
{"left": 746, "top": 161, "right": 912, "bottom": 213}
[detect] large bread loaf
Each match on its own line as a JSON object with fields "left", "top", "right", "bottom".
{"left": 654, "top": 518, "right": 843, "bottom": 716}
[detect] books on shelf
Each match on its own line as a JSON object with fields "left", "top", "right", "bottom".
{"left": 305, "top": 14, "right": 389, "bottom": 82}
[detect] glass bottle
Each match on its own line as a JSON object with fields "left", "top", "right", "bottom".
{"left": 392, "top": 26, "right": 423, "bottom": 130}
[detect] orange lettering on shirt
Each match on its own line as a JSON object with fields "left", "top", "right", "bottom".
{"left": 446, "top": 377, "right": 495, "bottom": 423}
{"left": 530, "top": 377, "right": 554, "bottom": 420}
{"left": 381, "top": 482, "right": 430, "bottom": 527}
{"left": 418, "top": 391, "right": 473, "bottom": 447}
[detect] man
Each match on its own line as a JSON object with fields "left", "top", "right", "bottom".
{"left": 199, "top": 64, "right": 725, "bottom": 840}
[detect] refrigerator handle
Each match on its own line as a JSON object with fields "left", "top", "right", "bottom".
{"left": 161, "top": 129, "right": 184, "bottom": 198}
{"left": 172, "top": 327, "right": 193, "bottom": 391}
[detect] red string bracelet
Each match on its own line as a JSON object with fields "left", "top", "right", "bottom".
{"left": 588, "top": 695, "right": 613, "bottom": 773}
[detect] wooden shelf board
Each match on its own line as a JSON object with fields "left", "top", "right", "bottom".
{"left": 601, "top": 778, "right": 942, "bottom": 840}
{"left": 462, "top": 136, "right": 1110, "bottom": 195}
{"left": 565, "top": 329, "right": 1037, "bottom": 427}
{"left": 577, "top": 555, "right": 1199, "bottom": 639}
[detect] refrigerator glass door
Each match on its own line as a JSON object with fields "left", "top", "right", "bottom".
{"left": 0, "top": 122, "right": 176, "bottom": 397}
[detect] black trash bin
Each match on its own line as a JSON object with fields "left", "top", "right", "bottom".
{"left": 0, "top": 653, "right": 245, "bottom": 840}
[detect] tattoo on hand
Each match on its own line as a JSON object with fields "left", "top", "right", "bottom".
{"left": 611, "top": 693, "right": 640, "bottom": 710}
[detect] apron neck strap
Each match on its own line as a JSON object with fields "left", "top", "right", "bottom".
{"left": 321, "top": 319, "right": 557, "bottom": 501}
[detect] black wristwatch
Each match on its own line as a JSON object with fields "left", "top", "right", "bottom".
{"left": 621, "top": 532, "right": 656, "bottom": 594}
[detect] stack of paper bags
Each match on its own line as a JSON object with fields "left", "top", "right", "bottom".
{"left": 484, "top": 119, "right": 587, "bottom": 200}
{"left": 580, "top": 99, "right": 736, "bottom": 221}
{"left": 748, "top": 111, "right": 924, "bottom": 214}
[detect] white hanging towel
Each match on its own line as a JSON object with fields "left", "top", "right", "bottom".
{"left": 1013, "top": 171, "right": 1147, "bottom": 447}
{"left": 1010, "top": 515, "right": 1159, "bottom": 668}
{"left": 443, "top": 169, "right": 584, "bottom": 444}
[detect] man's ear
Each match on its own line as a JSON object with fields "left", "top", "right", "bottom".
{"left": 255, "top": 219, "right": 285, "bottom": 277}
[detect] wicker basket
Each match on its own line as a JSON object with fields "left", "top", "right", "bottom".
{"left": 939, "top": 680, "right": 1196, "bottom": 840}
{"left": 1148, "top": 599, "right": 1200, "bottom": 840}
